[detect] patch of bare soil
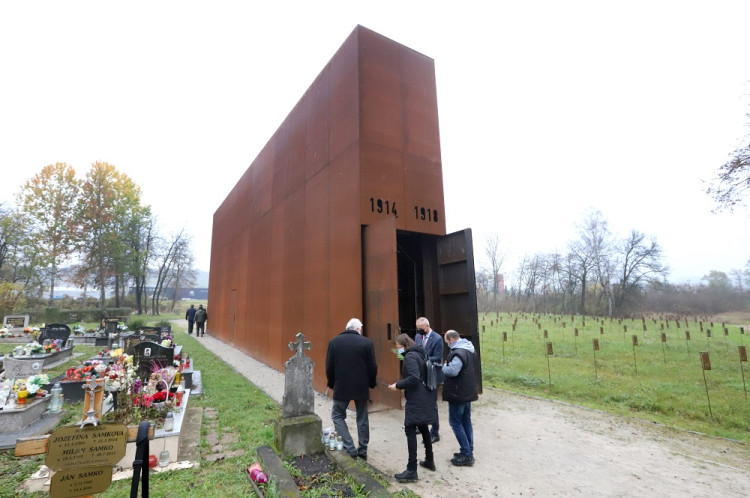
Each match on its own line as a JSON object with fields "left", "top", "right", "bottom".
{"left": 290, "top": 453, "right": 356, "bottom": 497}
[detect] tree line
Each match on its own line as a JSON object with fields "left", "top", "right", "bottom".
{"left": 476, "top": 210, "right": 742, "bottom": 316}
{"left": 0, "top": 162, "right": 195, "bottom": 316}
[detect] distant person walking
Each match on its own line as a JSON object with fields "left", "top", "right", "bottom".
{"left": 185, "top": 304, "right": 196, "bottom": 335}
{"left": 195, "top": 305, "right": 208, "bottom": 337}
{"left": 325, "top": 318, "right": 378, "bottom": 461}
{"left": 415, "top": 316, "right": 443, "bottom": 443}
{"left": 388, "top": 333, "right": 436, "bottom": 483}
{"left": 442, "top": 330, "right": 479, "bottom": 467}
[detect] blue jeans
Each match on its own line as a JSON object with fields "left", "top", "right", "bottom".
{"left": 448, "top": 402, "right": 473, "bottom": 457}
{"left": 331, "top": 399, "right": 369, "bottom": 457}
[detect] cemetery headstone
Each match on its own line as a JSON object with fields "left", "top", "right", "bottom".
{"left": 122, "top": 334, "right": 143, "bottom": 356}
{"left": 141, "top": 333, "right": 161, "bottom": 343}
{"left": 3, "top": 315, "right": 29, "bottom": 333}
{"left": 282, "top": 333, "right": 315, "bottom": 418}
{"left": 2, "top": 356, "right": 44, "bottom": 380}
{"left": 104, "top": 319, "right": 119, "bottom": 335}
{"left": 132, "top": 342, "right": 175, "bottom": 381}
{"left": 38, "top": 323, "right": 72, "bottom": 347}
{"left": 274, "top": 332, "right": 324, "bottom": 457}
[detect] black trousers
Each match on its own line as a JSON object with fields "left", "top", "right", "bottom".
{"left": 196, "top": 321, "right": 205, "bottom": 335}
{"left": 187, "top": 319, "right": 194, "bottom": 334}
{"left": 404, "top": 423, "right": 433, "bottom": 471}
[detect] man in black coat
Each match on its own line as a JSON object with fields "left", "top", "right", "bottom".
{"left": 185, "top": 305, "right": 196, "bottom": 335}
{"left": 325, "top": 318, "right": 378, "bottom": 460}
{"left": 415, "top": 316, "right": 443, "bottom": 443}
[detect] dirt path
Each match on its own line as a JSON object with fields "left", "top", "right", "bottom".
{"left": 199, "top": 333, "right": 750, "bottom": 497}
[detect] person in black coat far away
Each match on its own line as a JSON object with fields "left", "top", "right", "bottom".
{"left": 388, "top": 333, "right": 437, "bottom": 483}
{"left": 185, "top": 304, "right": 196, "bottom": 335}
{"left": 325, "top": 318, "right": 378, "bottom": 460}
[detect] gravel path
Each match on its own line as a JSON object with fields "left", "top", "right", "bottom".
{"left": 199, "top": 332, "right": 750, "bottom": 497}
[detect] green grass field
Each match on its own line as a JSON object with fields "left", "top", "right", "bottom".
{"left": 479, "top": 312, "right": 750, "bottom": 442}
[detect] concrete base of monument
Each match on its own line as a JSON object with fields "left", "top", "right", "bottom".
{"left": 274, "top": 413, "right": 325, "bottom": 458}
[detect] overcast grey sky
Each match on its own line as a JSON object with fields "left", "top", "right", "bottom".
{"left": 2, "top": 1, "right": 750, "bottom": 284}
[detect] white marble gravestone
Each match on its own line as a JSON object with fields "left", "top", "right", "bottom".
{"left": 3, "top": 315, "right": 29, "bottom": 333}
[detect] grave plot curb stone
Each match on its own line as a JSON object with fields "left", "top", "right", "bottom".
{"left": 325, "top": 448, "right": 392, "bottom": 497}
{"left": 255, "top": 444, "right": 393, "bottom": 498}
{"left": 256, "top": 445, "right": 301, "bottom": 498}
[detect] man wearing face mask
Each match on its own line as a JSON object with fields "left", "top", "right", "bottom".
{"left": 415, "top": 316, "right": 443, "bottom": 443}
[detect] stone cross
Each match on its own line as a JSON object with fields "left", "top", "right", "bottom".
{"left": 282, "top": 332, "right": 314, "bottom": 418}
{"left": 288, "top": 332, "right": 312, "bottom": 357}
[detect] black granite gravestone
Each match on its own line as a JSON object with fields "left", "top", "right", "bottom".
{"left": 122, "top": 335, "right": 143, "bottom": 356}
{"left": 132, "top": 342, "right": 175, "bottom": 381}
{"left": 38, "top": 324, "right": 71, "bottom": 348}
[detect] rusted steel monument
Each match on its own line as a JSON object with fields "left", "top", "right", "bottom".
{"left": 209, "top": 26, "right": 479, "bottom": 409}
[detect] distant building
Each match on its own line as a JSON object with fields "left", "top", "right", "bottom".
{"left": 137, "top": 287, "right": 209, "bottom": 301}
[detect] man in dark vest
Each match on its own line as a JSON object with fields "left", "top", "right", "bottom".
{"left": 325, "top": 318, "right": 378, "bottom": 460}
{"left": 442, "top": 330, "right": 479, "bottom": 467}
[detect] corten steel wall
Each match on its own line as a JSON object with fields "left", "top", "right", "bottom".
{"left": 209, "top": 26, "right": 446, "bottom": 404}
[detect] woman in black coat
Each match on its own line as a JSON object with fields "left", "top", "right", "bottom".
{"left": 387, "top": 333, "right": 436, "bottom": 483}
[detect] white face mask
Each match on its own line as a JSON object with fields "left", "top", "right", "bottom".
{"left": 397, "top": 347, "right": 405, "bottom": 355}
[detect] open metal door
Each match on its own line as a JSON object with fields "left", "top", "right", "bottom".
{"left": 437, "top": 228, "right": 482, "bottom": 393}
{"left": 363, "top": 217, "right": 402, "bottom": 410}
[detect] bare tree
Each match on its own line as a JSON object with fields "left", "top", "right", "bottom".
{"left": 169, "top": 238, "right": 196, "bottom": 312}
{"left": 612, "top": 230, "right": 668, "bottom": 312}
{"left": 707, "top": 113, "right": 750, "bottom": 211}
{"left": 569, "top": 210, "right": 611, "bottom": 314}
{"left": 150, "top": 229, "right": 193, "bottom": 314}
{"left": 484, "top": 234, "right": 507, "bottom": 308}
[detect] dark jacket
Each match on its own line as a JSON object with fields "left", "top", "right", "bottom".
{"left": 416, "top": 329, "right": 444, "bottom": 383}
{"left": 325, "top": 330, "right": 378, "bottom": 401}
{"left": 395, "top": 345, "right": 438, "bottom": 426}
{"left": 442, "top": 339, "right": 479, "bottom": 404}
{"left": 195, "top": 307, "right": 207, "bottom": 322}
{"left": 185, "top": 307, "right": 196, "bottom": 320}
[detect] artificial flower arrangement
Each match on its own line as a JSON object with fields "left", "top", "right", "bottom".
{"left": 24, "top": 374, "right": 50, "bottom": 395}
{"left": 103, "top": 353, "right": 134, "bottom": 392}
{"left": 0, "top": 327, "right": 19, "bottom": 338}
{"left": 12, "top": 374, "right": 50, "bottom": 396}
{"left": 72, "top": 324, "right": 86, "bottom": 335}
{"left": 22, "top": 326, "right": 42, "bottom": 340}
{"left": 13, "top": 341, "right": 44, "bottom": 356}
{"left": 62, "top": 360, "right": 109, "bottom": 381}
{"left": 117, "top": 322, "right": 128, "bottom": 332}
{"left": 161, "top": 336, "right": 174, "bottom": 348}
{"left": 43, "top": 339, "right": 62, "bottom": 353}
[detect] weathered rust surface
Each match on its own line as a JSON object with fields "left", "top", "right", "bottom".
{"left": 209, "top": 26, "right": 448, "bottom": 407}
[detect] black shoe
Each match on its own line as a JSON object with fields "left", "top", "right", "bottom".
{"left": 451, "top": 454, "right": 475, "bottom": 467}
{"left": 356, "top": 454, "right": 367, "bottom": 461}
{"left": 430, "top": 435, "right": 440, "bottom": 444}
{"left": 419, "top": 460, "right": 436, "bottom": 471}
{"left": 395, "top": 469, "right": 418, "bottom": 483}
